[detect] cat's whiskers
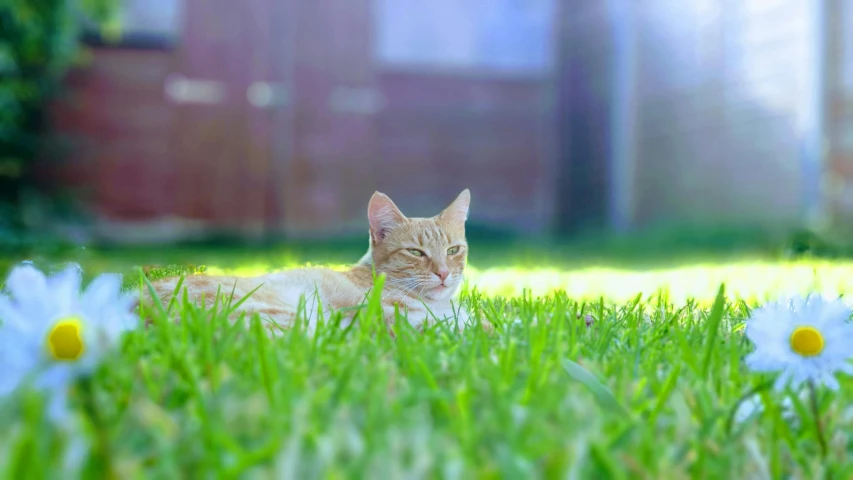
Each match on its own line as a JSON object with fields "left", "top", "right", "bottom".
{"left": 405, "top": 281, "right": 430, "bottom": 298}
{"left": 399, "top": 278, "right": 433, "bottom": 300}
{"left": 385, "top": 279, "right": 423, "bottom": 299}
{"left": 383, "top": 277, "right": 418, "bottom": 292}
{"left": 383, "top": 274, "right": 437, "bottom": 300}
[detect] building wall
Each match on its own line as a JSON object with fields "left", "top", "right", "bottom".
{"left": 51, "top": 0, "right": 558, "bottom": 242}
{"left": 822, "top": 0, "right": 853, "bottom": 237}
{"left": 556, "top": 0, "right": 827, "bottom": 233}
{"left": 55, "top": 0, "right": 845, "bottom": 241}
{"left": 554, "top": 2, "right": 613, "bottom": 234}
{"left": 631, "top": 0, "right": 817, "bottom": 229}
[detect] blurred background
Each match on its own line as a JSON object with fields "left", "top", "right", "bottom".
{"left": 2, "top": 0, "right": 853, "bottom": 257}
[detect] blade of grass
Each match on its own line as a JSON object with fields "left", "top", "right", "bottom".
{"left": 562, "top": 359, "right": 632, "bottom": 421}
{"left": 700, "top": 283, "right": 727, "bottom": 378}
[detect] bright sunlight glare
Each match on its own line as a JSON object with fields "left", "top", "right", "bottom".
{"left": 203, "top": 258, "right": 853, "bottom": 306}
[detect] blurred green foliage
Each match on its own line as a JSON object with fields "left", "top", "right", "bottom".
{"left": 0, "top": 0, "right": 117, "bottom": 238}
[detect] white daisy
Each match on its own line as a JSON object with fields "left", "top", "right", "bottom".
{"left": 744, "top": 294, "right": 853, "bottom": 391}
{"left": 0, "top": 263, "right": 138, "bottom": 421}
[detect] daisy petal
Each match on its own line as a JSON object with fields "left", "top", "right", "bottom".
{"left": 4, "top": 265, "right": 47, "bottom": 303}
{"left": 0, "top": 296, "right": 25, "bottom": 330}
{"left": 822, "top": 372, "right": 840, "bottom": 391}
{"left": 116, "top": 291, "right": 139, "bottom": 313}
{"left": 773, "top": 370, "right": 792, "bottom": 392}
{"left": 34, "top": 364, "right": 73, "bottom": 392}
{"left": 82, "top": 273, "right": 123, "bottom": 308}
{"left": 814, "top": 300, "right": 853, "bottom": 329}
{"left": 745, "top": 312, "right": 789, "bottom": 344}
{"left": 838, "top": 362, "right": 853, "bottom": 376}
{"left": 45, "top": 388, "right": 70, "bottom": 423}
{"left": 0, "top": 365, "right": 28, "bottom": 396}
{"left": 48, "top": 265, "right": 83, "bottom": 312}
{"left": 745, "top": 351, "right": 783, "bottom": 372}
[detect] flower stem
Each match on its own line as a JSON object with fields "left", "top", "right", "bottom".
{"left": 807, "top": 380, "right": 828, "bottom": 458}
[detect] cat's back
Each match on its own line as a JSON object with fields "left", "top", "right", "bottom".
{"left": 262, "top": 265, "right": 372, "bottom": 301}
{"left": 147, "top": 265, "right": 348, "bottom": 304}
{"left": 259, "top": 265, "right": 345, "bottom": 290}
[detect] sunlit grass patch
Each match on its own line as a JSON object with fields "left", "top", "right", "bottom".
{"left": 202, "top": 262, "right": 352, "bottom": 277}
{"left": 464, "top": 259, "right": 853, "bottom": 305}
{"left": 150, "top": 256, "right": 853, "bottom": 307}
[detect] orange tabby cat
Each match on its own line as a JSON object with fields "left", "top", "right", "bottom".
{"left": 144, "top": 189, "right": 473, "bottom": 334}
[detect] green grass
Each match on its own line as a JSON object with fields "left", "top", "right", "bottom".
{"left": 2, "top": 242, "right": 853, "bottom": 478}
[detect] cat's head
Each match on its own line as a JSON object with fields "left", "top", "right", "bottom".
{"left": 366, "top": 189, "right": 470, "bottom": 301}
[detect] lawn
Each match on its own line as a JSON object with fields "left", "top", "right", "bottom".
{"left": 2, "top": 238, "right": 853, "bottom": 478}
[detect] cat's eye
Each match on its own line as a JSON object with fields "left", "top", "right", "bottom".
{"left": 407, "top": 248, "right": 425, "bottom": 257}
{"left": 447, "top": 246, "right": 460, "bottom": 255}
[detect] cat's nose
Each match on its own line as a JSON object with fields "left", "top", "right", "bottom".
{"left": 435, "top": 270, "right": 449, "bottom": 282}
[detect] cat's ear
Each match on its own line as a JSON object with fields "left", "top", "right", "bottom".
{"left": 368, "top": 191, "right": 407, "bottom": 243}
{"left": 439, "top": 189, "right": 470, "bottom": 223}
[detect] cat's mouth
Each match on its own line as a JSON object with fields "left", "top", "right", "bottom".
{"left": 423, "top": 284, "right": 448, "bottom": 299}
{"left": 430, "top": 283, "right": 455, "bottom": 294}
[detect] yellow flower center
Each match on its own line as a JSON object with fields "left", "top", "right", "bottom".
{"left": 789, "top": 326, "right": 824, "bottom": 357}
{"left": 46, "top": 317, "right": 85, "bottom": 361}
